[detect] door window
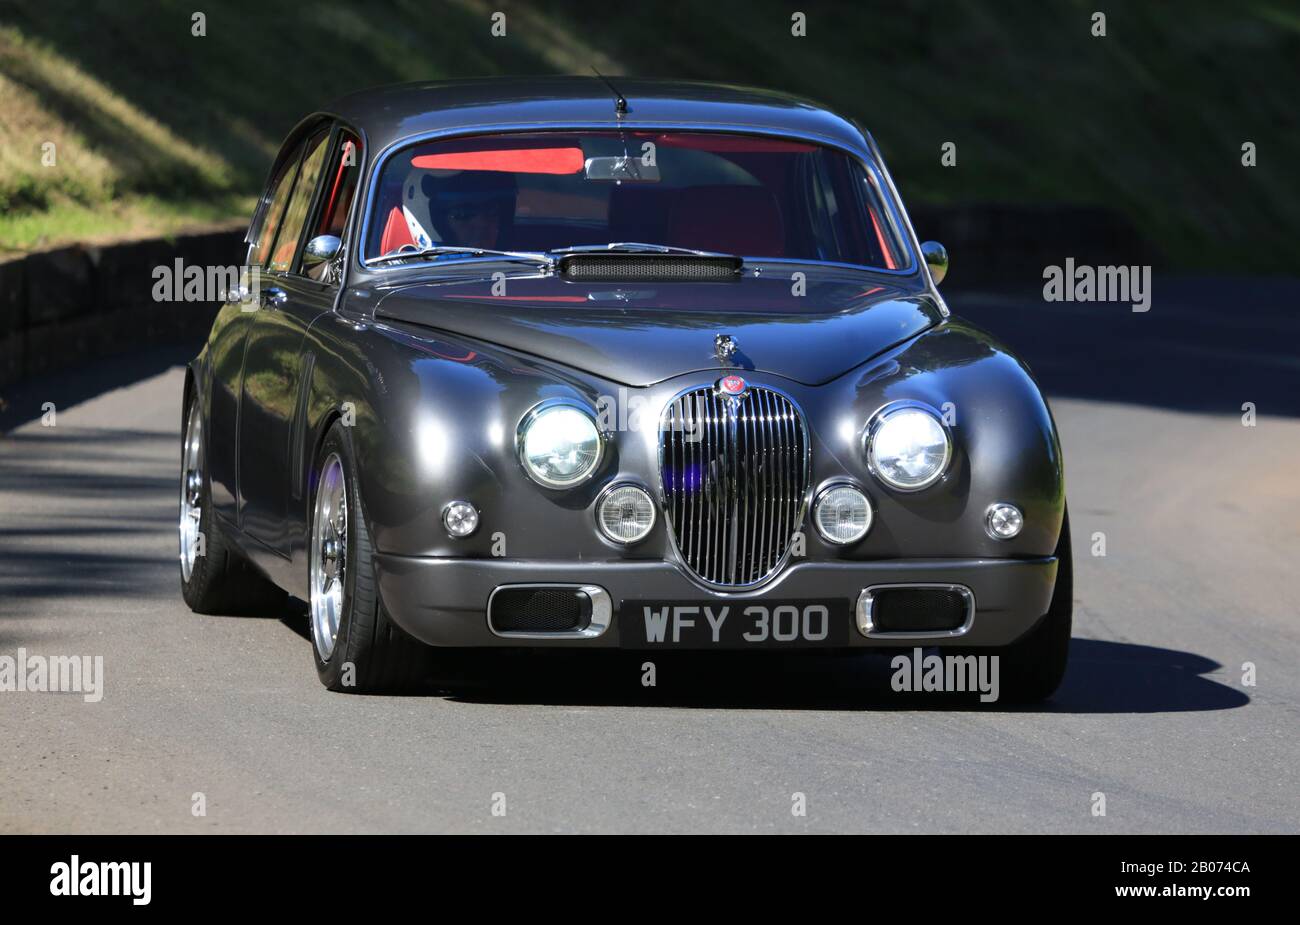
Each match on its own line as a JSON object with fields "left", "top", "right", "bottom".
{"left": 247, "top": 140, "right": 304, "bottom": 268}
{"left": 304, "top": 133, "right": 361, "bottom": 282}
{"left": 266, "top": 129, "right": 330, "bottom": 273}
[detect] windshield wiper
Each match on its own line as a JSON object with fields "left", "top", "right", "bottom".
{"left": 370, "top": 245, "right": 554, "bottom": 267}
{"left": 549, "top": 242, "right": 738, "bottom": 259}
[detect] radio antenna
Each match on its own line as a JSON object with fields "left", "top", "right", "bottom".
{"left": 591, "top": 66, "right": 628, "bottom": 118}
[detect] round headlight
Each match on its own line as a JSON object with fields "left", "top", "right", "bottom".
{"left": 519, "top": 403, "right": 602, "bottom": 488}
{"left": 867, "top": 405, "right": 951, "bottom": 491}
{"left": 814, "top": 484, "right": 872, "bottom": 545}
{"left": 596, "top": 484, "right": 655, "bottom": 544}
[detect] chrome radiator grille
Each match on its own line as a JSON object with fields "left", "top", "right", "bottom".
{"left": 659, "top": 386, "right": 809, "bottom": 587}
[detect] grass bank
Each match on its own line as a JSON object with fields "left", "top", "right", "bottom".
{"left": 1, "top": 0, "right": 1296, "bottom": 270}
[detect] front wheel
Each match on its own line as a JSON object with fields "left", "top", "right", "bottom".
{"left": 308, "top": 422, "right": 435, "bottom": 692}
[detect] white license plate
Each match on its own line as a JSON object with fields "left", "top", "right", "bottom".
{"left": 620, "top": 600, "right": 850, "bottom": 648}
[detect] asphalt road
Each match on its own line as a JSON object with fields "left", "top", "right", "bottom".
{"left": 2, "top": 281, "right": 1298, "bottom": 833}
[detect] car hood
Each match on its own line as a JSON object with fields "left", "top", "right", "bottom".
{"left": 372, "top": 268, "right": 941, "bottom": 387}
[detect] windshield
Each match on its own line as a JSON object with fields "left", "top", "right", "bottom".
{"left": 364, "top": 131, "right": 909, "bottom": 270}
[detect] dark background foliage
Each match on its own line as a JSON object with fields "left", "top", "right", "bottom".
{"left": 1, "top": 0, "right": 1295, "bottom": 270}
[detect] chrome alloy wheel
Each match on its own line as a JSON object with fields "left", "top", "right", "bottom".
{"left": 179, "top": 403, "right": 203, "bottom": 581}
{"left": 310, "top": 453, "right": 348, "bottom": 661}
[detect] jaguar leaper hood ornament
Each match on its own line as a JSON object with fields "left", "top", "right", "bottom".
{"left": 714, "top": 333, "right": 738, "bottom": 363}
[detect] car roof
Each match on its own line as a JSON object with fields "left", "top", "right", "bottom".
{"left": 322, "top": 76, "right": 873, "bottom": 159}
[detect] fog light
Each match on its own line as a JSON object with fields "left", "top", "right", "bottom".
{"left": 596, "top": 484, "right": 655, "bottom": 545}
{"left": 813, "top": 483, "right": 872, "bottom": 545}
{"left": 985, "top": 502, "right": 1023, "bottom": 539}
{"left": 442, "top": 500, "right": 479, "bottom": 537}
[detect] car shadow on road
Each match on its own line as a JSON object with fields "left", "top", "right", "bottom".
{"left": 415, "top": 637, "right": 1248, "bottom": 714}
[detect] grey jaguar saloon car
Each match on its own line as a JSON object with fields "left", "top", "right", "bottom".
{"left": 179, "top": 77, "right": 1071, "bottom": 700}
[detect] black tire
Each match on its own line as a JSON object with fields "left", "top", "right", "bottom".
{"left": 309, "top": 422, "right": 434, "bottom": 693}
{"left": 180, "top": 394, "right": 287, "bottom": 616}
{"left": 996, "top": 507, "right": 1073, "bottom": 704}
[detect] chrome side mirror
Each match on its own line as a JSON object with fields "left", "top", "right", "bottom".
{"left": 921, "top": 240, "right": 948, "bottom": 286}
{"left": 302, "top": 234, "right": 342, "bottom": 275}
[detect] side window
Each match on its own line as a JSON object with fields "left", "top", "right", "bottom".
{"left": 317, "top": 134, "right": 361, "bottom": 239}
{"left": 266, "top": 129, "right": 329, "bottom": 273}
{"left": 305, "top": 133, "right": 361, "bottom": 282}
{"left": 247, "top": 140, "right": 304, "bottom": 268}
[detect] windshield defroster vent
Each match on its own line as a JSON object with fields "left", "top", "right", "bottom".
{"left": 559, "top": 254, "right": 742, "bottom": 281}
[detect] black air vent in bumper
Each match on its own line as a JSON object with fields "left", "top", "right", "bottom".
{"left": 487, "top": 585, "right": 612, "bottom": 638}
{"left": 857, "top": 585, "right": 975, "bottom": 637}
{"left": 490, "top": 588, "right": 591, "bottom": 633}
